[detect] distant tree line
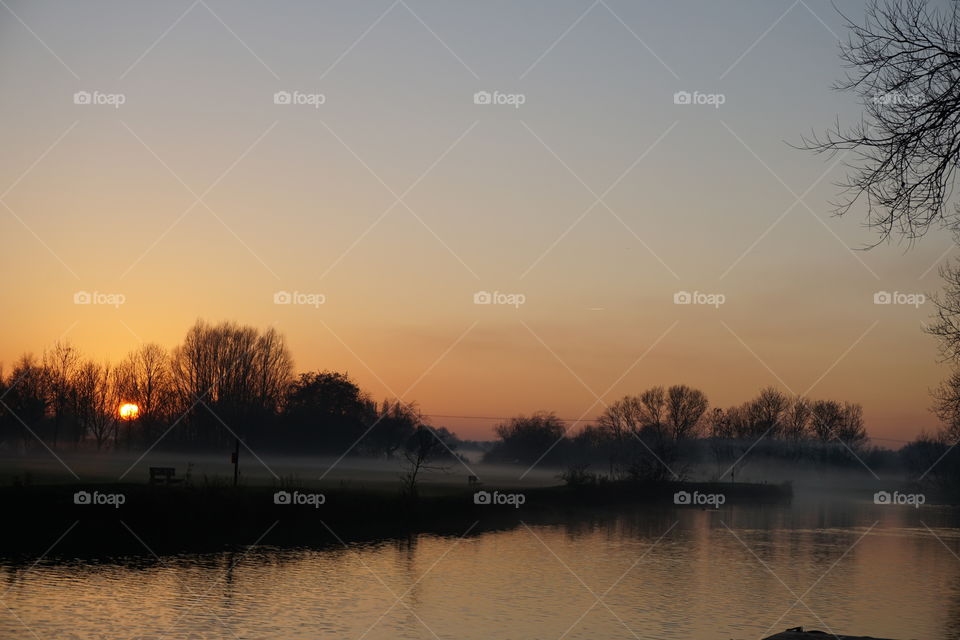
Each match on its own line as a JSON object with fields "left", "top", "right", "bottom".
{"left": 483, "top": 385, "right": 884, "bottom": 481}
{"left": 0, "top": 319, "right": 935, "bottom": 489}
{"left": 0, "top": 320, "right": 460, "bottom": 462}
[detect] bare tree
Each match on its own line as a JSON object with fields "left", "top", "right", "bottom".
{"left": 170, "top": 320, "right": 293, "bottom": 446}
{"left": 811, "top": 399, "right": 868, "bottom": 449}
{"left": 804, "top": 0, "right": 960, "bottom": 240}
{"left": 638, "top": 387, "right": 667, "bottom": 432}
{"left": 598, "top": 395, "right": 644, "bottom": 440}
{"left": 750, "top": 386, "right": 791, "bottom": 439}
{"left": 42, "top": 341, "right": 80, "bottom": 447}
{"left": 401, "top": 425, "right": 455, "bottom": 498}
{"left": 74, "top": 360, "right": 116, "bottom": 450}
{"left": 3, "top": 355, "right": 48, "bottom": 451}
{"left": 665, "top": 384, "right": 709, "bottom": 441}
{"left": 367, "top": 399, "right": 420, "bottom": 458}
{"left": 933, "top": 367, "right": 960, "bottom": 443}
{"left": 598, "top": 386, "right": 707, "bottom": 481}
{"left": 810, "top": 399, "right": 845, "bottom": 442}
{"left": 928, "top": 260, "right": 960, "bottom": 361}
{"left": 598, "top": 396, "right": 645, "bottom": 478}
{"left": 783, "top": 397, "right": 813, "bottom": 441}
{"left": 705, "top": 407, "right": 729, "bottom": 438}
{"left": 117, "top": 344, "right": 172, "bottom": 421}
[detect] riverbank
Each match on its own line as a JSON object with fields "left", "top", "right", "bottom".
{"left": 0, "top": 479, "right": 791, "bottom": 556}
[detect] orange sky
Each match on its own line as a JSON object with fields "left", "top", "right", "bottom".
{"left": 0, "top": 1, "right": 951, "bottom": 442}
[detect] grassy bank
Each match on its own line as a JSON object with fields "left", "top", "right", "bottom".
{"left": 0, "top": 479, "right": 792, "bottom": 557}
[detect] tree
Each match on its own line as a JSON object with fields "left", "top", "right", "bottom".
{"left": 928, "top": 262, "right": 960, "bottom": 364}
{"left": 170, "top": 320, "right": 293, "bottom": 446}
{"left": 74, "top": 360, "right": 116, "bottom": 450}
{"left": 783, "top": 397, "right": 812, "bottom": 441}
{"left": 2, "top": 355, "right": 48, "bottom": 451}
{"left": 932, "top": 368, "right": 960, "bottom": 443}
{"left": 804, "top": 0, "right": 960, "bottom": 240}
{"left": 749, "top": 386, "right": 790, "bottom": 440}
{"left": 836, "top": 403, "right": 868, "bottom": 448}
{"left": 282, "top": 371, "right": 374, "bottom": 452}
{"left": 42, "top": 341, "right": 80, "bottom": 447}
{"left": 706, "top": 407, "right": 732, "bottom": 439}
{"left": 115, "top": 343, "right": 174, "bottom": 448}
{"left": 365, "top": 399, "right": 420, "bottom": 458}
{"left": 597, "top": 386, "right": 707, "bottom": 481}
{"left": 811, "top": 399, "right": 868, "bottom": 449}
{"left": 400, "top": 425, "right": 456, "bottom": 498}
{"left": 665, "top": 384, "right": 709, "bottom": 441}
{"left": 810, "top": 399, "right": 845, "bottom": 442}
{"left": 486, "top": 412, "right": 566, "bottom": 465}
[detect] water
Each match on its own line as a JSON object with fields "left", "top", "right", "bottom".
{"left": 1, "top": 495, "right": 956, "bottom": 640}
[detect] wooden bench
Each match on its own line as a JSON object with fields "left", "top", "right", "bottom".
{"left": 149, "top": 467, "right": 179, "bottom": 485}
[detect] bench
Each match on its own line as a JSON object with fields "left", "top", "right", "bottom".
{"left": 149, "top": 467, "right": 180, "bottom": 485}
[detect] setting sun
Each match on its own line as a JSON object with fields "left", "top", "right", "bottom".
{"left": 118, "top": 403, "right": 140, "bottom": 421}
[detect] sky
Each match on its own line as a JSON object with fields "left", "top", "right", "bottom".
{"left": 0, "top": 0, "right": 955, "bottom": 442}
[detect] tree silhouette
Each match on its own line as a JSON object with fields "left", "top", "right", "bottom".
{"left": 804, "top": 0, "right": 960, "bottom": 240}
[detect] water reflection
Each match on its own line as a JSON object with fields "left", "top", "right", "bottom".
{"left": 1, "top": 499, "right": 958, "bottom": 640}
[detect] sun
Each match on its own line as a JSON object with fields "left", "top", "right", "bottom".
{"left": 118, "top": 403, "right": 140, "bottom": 420}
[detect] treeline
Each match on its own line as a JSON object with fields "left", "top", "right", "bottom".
{"left": 0, "top": 320, "right": 932, "bottom": 489}
{"left": 0, "top": 320, "right": 459, "bottom": 459}
{"left": 484, "top": 385, "right": 886, "bottom": 480}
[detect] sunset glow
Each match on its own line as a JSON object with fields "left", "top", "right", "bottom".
{"left": 118, "top": 403, "right": 140, "bottom": 421}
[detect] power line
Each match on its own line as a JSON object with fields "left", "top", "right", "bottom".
{"left": 425, "top": 413, "right": 599, "bottom": 424}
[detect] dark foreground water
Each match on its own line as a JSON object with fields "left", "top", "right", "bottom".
{"left": 1, "top": 494, "right": 956, "bottom": 640}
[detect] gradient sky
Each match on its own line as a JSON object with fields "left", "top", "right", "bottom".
{"left": 1, "top": 0, "right": 954, "bottom": 442}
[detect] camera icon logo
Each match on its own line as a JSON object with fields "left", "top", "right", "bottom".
{"left": 474, "top": 91, "right": 492, "bottom": 105}
{"left": 873, "top": 291, "right": 892, "bottom": 304}
{"left": 873, "top": 491, "right": 891, "bottom": 505}
{"left": 74, "top": 490, "right": 91, "bottom": 505}
{"left": 273, "top": 491, "right": 291, "bottom": 505}
{"left": 274, "top": 291, "right": 292, "bottom": 305}
{"left": 73, "top": 291, "right": 92, "bottom": 305}
{"left": 673, "top": 91, "right": 692, "bottom": 105}
{"left": 473, "top": 490, "right": 491, "bottom": 505}
{"left": 274, "top": 91, "right": 292, "bottom": 105}
{"left": 473, "top": 291, "right": 493, "bottom": 305}
{"left": 73, "top": 91, "right": 91, "bottom": 105}
{"left": 673, "top": 291, "right": 692, "bottom": 305}
{"left": 673, "top": 490, "right": 691, "bottom": 505}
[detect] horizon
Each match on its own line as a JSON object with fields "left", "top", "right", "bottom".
{"left": 0, "top": 319, "right": 920, "bottom": 448}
